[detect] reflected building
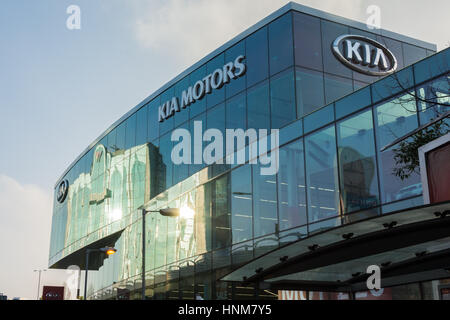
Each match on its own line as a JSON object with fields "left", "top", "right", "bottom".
{"left": 49, "top": 2, "right": 450, "bottom": 300}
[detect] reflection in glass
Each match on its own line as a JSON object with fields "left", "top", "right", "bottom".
{"left": 375, "top": 93, "right": 421, "bottom": 203}
{"left": 278, "top": 139, "right": 307, "bottom": 230}
{"left": 212, "top": 175, "right": 231, "bottom": 250}
{"left": 417, "top": 75, "right": 450, "bottom": 126}
{"left": 305, "top": 125, "right": 340, "bottom": 222}
{"left": 253, "top": 164, "right": 278, "bottom": 238}
{"left": 159, "top": 132, "right": 173, "bottom": 190}
{"left": 337, "top": 110, "right": 379, "bottom": 213}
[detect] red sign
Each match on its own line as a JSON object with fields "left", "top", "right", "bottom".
{"left": 278, "top": 288, "right": 392, "bottom": 300}
{"left": 42, "top": 286, "right": 64, "bottom": 300}
{"left": 426, "top": 142, "right": 450, "bottom": 203}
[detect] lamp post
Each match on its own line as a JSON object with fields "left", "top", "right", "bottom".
{"left": 33, "top": 269, "right": 47, "bottom": 300}
{"left": 84, "top": 246, "right": 116, "bottom": 300}
{"left": 141, "top": 207, "right": 180, "bottom": 300}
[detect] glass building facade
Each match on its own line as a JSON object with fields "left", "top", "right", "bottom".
{"left": 49, "top": 3, "right": 449, "bottom": 300}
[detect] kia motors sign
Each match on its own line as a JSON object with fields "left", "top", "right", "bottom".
{"left": 158, "top": 55, "right": 246, "bottom": 122}
{"left": 332, "top": 34, "right": 397, "bottom": 76}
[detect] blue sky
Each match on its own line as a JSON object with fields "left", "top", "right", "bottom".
{"left": 0, "top": 0, "right": 448, "bottom": 299}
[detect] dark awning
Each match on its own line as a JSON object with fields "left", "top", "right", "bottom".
{"left": 49, "top": 229, "right": 124, "bottom": 270}
{"left": 221, "top": 201, "right": 450, "bottom": 292}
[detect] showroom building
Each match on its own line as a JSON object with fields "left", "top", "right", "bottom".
{"left": 49, "top": 2, "right": 450, "bottom": 300}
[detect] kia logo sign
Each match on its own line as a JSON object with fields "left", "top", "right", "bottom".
{"left": 332, "top": 35, "right": 397, "bottom": 76}
{"left": 57, "top": 179, "right": 69, "bottom": 203}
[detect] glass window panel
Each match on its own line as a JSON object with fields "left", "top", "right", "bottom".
{"left": 253, "top": 164, "right": 278, "bottom": 238}
{"left": 374, "top": 92, "right": 418, "bottom": 148}
{"left": 159, "top": 132, "right": 174, "bottom": 190}
{"left": 189, "top": 113, "right": 206, "bottom": 175}
{"left": 226, "top": 92, "right": 246, "bottom": 130}
{"left": 195, "top": 185, "right": 212, "bottom": 254}
{"left": 293, "top": 12, "right": 322, "bottom": 71}
{"left": 371, "top": 67, "right": 414, "bottom": 104}
{"left": 246, "top": 26, "right": 269, "bottom": 87}
{"left": 337, "top": 110, "right": 379, "bottom": 214}
{"left": 268, "top": 13, "right": 294, "bottom": 76}
{"left": 174, "top": 76, "right": 190, "bottom": 126}
{"left": 376, "top": 36, "right": 404, "bottom": 71}
{"left": 375, "top": 93, "right": 420, "bottom": 203}
{"left": 378, "top": 143, "right": 422, "bottom": 204}
{"left": 278, "top": 139, "right": 307, "bottom": 230}
{"left": 254, "top": 234, "right": 279, "bottom": 258}
{"left": 279, "top": 119, "right": 303, "bottom": 146}
{"left": 154, "top": 216, "right": 168, "bottom": 268}
{"left": 136, "top": 106, "right": 148, "bottom": 146}
{"left": 279, "top": 226, "right": 307, "bottom": 246}
{"left": 212, "top": 175, "right": 231, "bottom": 250}
{"left": 207, "top": 103, "right": 225, "bottom": 164}
{"left": 213, "top": 248, "right": 231, "bottom": 271}
{"left": 335, "top": 86, "right": 371, "bottom": 119}
{"left": 403, "top": 43, "right": 427, "bottom": 66}
{"left": 417, "top": 75, "right": 450, "bottom": 126}
{"left": 160, "top": 87, "right": 175, "bottom": 135}
{"left": 225, "top": 41, "right": 246, "bottom": 98}
{"left": 321, "top": 20, "right": 351, "bottom": 78}
{"left": 195, "top": 254, "right": 212, "bottom": 300}
{"left": 189, "top": 65, "right": 207, "bottom": 118}
{"left": 354, "top": 80, "right": 369, "bottom": 91}
{"left": 247, "top": 80, "right": 270, "bottom": 131}
{"left": 304, "top": 104, "right": 334, "bottom": 134}
{"left": 324, "top": 73, "right": 353, "bottom": 105}
{"left": 172, "top": 122, "right": 190, "bottom": 185}
{"left": 148, "top": 97, "right": 160, "bottom": 142}
{"left": 414, "top": 49, "right": 448, "bottom": 85}
{"left": 125, "top": 113, "right": 137, "bottom": 150}
{"left": 207, "top": 103, "right": 225, "bottom": 132}
{"left": 232, "top": 240, "right": 254, "bottom": 267}
{"left": 207, "top": 53, "right": 225, "bottom": 108}
{"left": 115, "top": 121, "right": 126, "bottom": 150}
{"left": 296, "top": 67, "right": 324, "bottom": 117}
{"left": 270, "top": 68, "right": 296, "bottom": 129}
{"left": 231, "top": 165, "right": 253, "bottom": 244}
{"left": 305, "top": 125, "right": 340, "bottom": 223}
{"left": 106, "top": 128, "right": 117, "bottom": 154}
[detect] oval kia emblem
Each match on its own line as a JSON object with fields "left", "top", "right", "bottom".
{"left": 57, "top": 179, "right": 69, "bottom": 203}
{"left": 332, "top": 34, "right": 398, "bottom": 76}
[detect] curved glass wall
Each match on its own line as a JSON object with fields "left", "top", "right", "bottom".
{"left": 49, "top": 9, "right": 444, "bottom": 300}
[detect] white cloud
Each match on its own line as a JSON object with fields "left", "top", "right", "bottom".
{"left": 133, "top": 0, "right": 449, "bottom": 68}
{"left": 134, "top": 0, "right": 292, "bottom": 65}
{"left": 0, "top": 174, "right": 67, "bottom": 300}
{"left": 132, "top": 0, "right": 366, "bottom": 66}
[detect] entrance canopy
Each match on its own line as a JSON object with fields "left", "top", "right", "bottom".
{"left": 49, "top": 229, "right": 124, "bottom": 271}
{"left": 221, "top": 201, "right": 450, "bottom": 292}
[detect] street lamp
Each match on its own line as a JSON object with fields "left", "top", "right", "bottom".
{"left": 33, "top": 269, "right": 47, "bottom": 300}
{"left": 140, "top": 207, "right": 181, "bottom": 300}
{"left": 84, "top": 246, "right": 116, "bottom": 300}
